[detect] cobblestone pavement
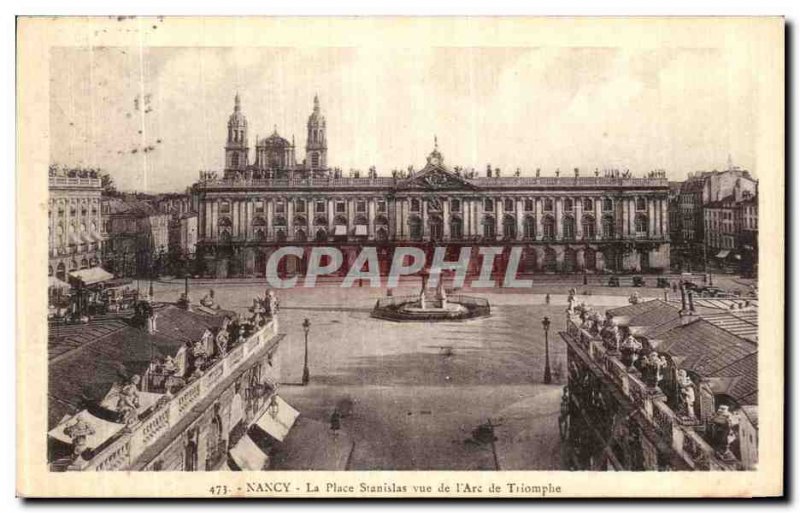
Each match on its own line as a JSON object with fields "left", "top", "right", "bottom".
{"left": 149, "top": 282, "right": 642, "bottom": 470}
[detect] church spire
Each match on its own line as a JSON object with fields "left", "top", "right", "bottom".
{"left": 234, "top": 91, "right": 241, "bottom": 112}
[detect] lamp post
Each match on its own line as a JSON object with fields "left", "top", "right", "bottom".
{"left": 302, "top": 318, "right": 311, "bottom": 385}
{"left": 542, "top": 316, "right": 552, "bottom": 384}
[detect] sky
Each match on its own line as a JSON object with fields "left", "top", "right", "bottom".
{"left": 50, "top": 45, "right": 758, "bottom": 193}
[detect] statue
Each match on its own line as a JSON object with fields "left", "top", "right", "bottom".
{"left": 200, "top": 289, "right": 217, "bottom": 309}
{"left": 677, "top": 369, "right": 696, "bottom": 420}
{"left": 640, "top": 351, "right": 668, "bottom": 390}
{"left": 567, "top": 289, "right": 577, "bottom": 314}
{"left": 620, "top": 334, "right": 643, "bottom": 369}
{"left": 436, "top": 280, "right": 448, "bottom": 309}
{"left": 63, "top": 415, "right": 95, "bottom": 460}
{"left": 162, "top": 355, "right": 177, "bottom": 374}
{"left": 628, "top": 291, "right": 640, "bottom": 305}
{"left": 602, "top": 323, "right": 621, "bottom": 352}
{"left": 708, "top": 405, "right": 738, "bottom": 460}
{"left": 192, "top": 338, "right": 207, "bottom": 372}
{"left": 117, "top": 375, "right": 141, "bottom": 428}
{"left": 418, "top": 272, "right": 429, "bottom": 310}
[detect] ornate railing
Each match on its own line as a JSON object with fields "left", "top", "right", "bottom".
{"left": 49, "top": 176, "right": 102, "bottom": 188}
{"left": 72, "top": 319, "right": 280, "bottom": 471}
{"left": 195, "top": 175, "right": 668, "bottom": 190}
{"left": 562, "top": 314, "right": 738, "bottom": 471}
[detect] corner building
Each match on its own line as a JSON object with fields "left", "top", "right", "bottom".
{"left": 193, "top": 95, "right": 670, "bottom": 278}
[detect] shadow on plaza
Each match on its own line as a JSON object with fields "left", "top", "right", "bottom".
{"left": 309, "top": 345, "right": 567, "bottom": 388}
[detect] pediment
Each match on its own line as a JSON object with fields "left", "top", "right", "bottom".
{"left": 400, "top": 164, "right": 475, "bottom": 190}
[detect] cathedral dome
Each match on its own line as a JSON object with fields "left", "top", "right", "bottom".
{"left": 259, "top": 128, "right": 291, "bottom": 148}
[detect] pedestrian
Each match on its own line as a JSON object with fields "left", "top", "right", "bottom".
{"left": 330, "top": 409, "right": 341, "bottom": 437}
{"left": 545, "top": 293, "right": 550, "bottom": 305}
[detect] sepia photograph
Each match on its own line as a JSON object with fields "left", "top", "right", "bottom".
{"left": 16, "top": 15, "right": 784, "bottom": 498}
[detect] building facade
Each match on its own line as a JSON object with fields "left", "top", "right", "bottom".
{"left": 192, "top": 95, "right": 671, "bottom": 278}
{"left": 703, "top": 180, "right": 757, "bottom": 272}
{"left": 103, "top": 197, "right": 172, "bottom": 277}
{"left": 48, "top": 168, "right": 106, "bottom": 282}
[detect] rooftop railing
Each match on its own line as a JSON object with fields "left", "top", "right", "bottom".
{"left": 562, "top": 314, "right": 740, "bottom": 471}
{"left": 49, "top": 176, "right": 103, "bottom": 188}
{"left": 65, "top": 317, "right": 280, "bottom": 471}
{"left": 195, "top": 175, "right": 669, "bottom": 190}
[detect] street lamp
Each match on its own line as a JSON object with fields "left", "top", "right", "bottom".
{"left": 302, "top": 318, "right": 311, "bottom": 385}
{"left": 542, "top": 316, "right": 552, "bottom": 384}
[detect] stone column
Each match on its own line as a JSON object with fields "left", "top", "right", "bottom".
{"left": 287, "top": 199, "right": 295, "bottom": 241}
{"left": 266, "top": 199, "right": 274, "bottom": 239}
{"left": 622, "top": 198, "right": 629, "bottom": 238}
{"left": 204, "top": 201, "right": 212, "bottom": 239}
{"left": 495, "top": 198, "right": 502, "bottom": 240}
{"left": 443, "top": 197, "right": 451, "bottom": 240}
{"left": 422, "top": 198, "right": 430, "bottom": 239}
{"left": 575, "top": 196, "right": 583, "bottom": 240}
{"left": 536, "top": 198, "right": 544, "bottom": 241}
{"left": 576, "top": 248, "right": 585, "bottom": 271}
{"left": 649, "top": 198, "right": 656, "bottom": 238}
{"left": 368, "top": 198, "right": 376, "bottom": 239}
{"left": 211, "top": 200, "right": 218, "bottom": 240}
{"left": 328, "top": 198, "right": 335, "bottom": 233}
{"left": 595, "top": 198, "right": 602, "bottom": 240}
{"left": 555, "top": 198, "right": 563, "bottom": 241}
{"left": 515, "top": 198, "right": 524, "bottom": 241}
{"left": 661, "top": 198, "right": 668, "bottom": 238}
{"left": 595, "top": 250, "right": 605, "bottom": 272}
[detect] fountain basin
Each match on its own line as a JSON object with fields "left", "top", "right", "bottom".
{"left": 371, "top": 294, "right": 490, "bottom": 322}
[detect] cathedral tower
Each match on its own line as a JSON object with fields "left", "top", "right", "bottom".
{"left": 305, "top": 94, "right": 327, "bottom": 170}
{"left": 225, "top": 93, "right": 249, "bottom": 172}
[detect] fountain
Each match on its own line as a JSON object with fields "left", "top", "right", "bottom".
{"left": 371, "top": 270, "right": 490, "bottom": 322}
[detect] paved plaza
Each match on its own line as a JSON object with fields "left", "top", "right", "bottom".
{"left": 151, "top": 281, "right": 642, "bottom": 470}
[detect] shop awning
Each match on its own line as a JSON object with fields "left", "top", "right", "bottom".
{"left": 229, "top": 434, "right": 269, "bottom": 470}
{"left": 334, "top": 225, "right": 347, "bottom": 236}
{"left": 354, "top": 225, "right": 368, "bottom": 236}
{"left": 253, "top": 395, "right": 300, "bottom": 442}
{"left": 48, "top": 410, "right": 125, "bottom": 451}
{"left": 49, "top": 276, "right": 71, "bottom": 291}
{"left": 69, "top": 267, "right": 113, "bottom": 286}
{"left": 715, "top": 250, "right": 730, "bottom": 259}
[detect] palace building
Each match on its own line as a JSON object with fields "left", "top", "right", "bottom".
{"left": 192, "top": 94, "right": 671, "bottom": 279}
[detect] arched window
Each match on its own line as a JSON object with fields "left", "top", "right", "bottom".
{"left": 502, "top": 214, "right": 516, "bottom": 240}
{"left": 254, "top": 228, "right": 266, "bottom": 241}
{"left": 408, "top": 216, "right": 423, "bottom": 241}
{"left": 483, "top": 215, "right": 496, "bottom": 240}
{"left": 543, "top": 247, "right": 557, "bottom": 272}
{"left": 603, "top": 198, "right": 613, "bottom": 212}
{"left": 523, "top": 215, "right": 536, "bottom": 239}
{"left": 376, "top": 227, "right": 388, "bottom": 242}
{"left": 602, "top": 215, "right": 615, "bottom": 239}
{"left": 582, "top": 215, "right": 596, "bottom": 240}
{"left": 583, "top": 199, "right": 594, "bottom": 212}
{"left": 295, "top": 229, "right": 307, "bottom": 242}
{"left": 450, "top": 216, "right": 463, "bottom": 240}
{"left": 429, "top": 214, "right": 443, "bottom": 241}
{"left": 273, "top": 216, "right": 287, "bottom": 227}
{"left": 354, "top": 214, "right": 368, "bottom": 226}
{"left": 374, "top": 214, "right": 389, "bottom": 226}
{"left": 315, "top": 228, "right": 328, "bottom": 242}
{"left": 252, "top": 216, "right": 266, "bottom": 228}
{"left": 543, "top": 215, "right": 556, "bottom": 240}
{"left": 218, "top": 217, "right": 232, "bottom": 228}
{"left": 294, "top": 215, "right": 307, "bottom": 227}
{"left": 275, "top": 229, "right": 286, "bottom": 242}
{"left": 56, "top": 263, "right": 66, "bottom": 281}
{"left": 564, "top": 248, "right": 577, "bottom": 273}
{"left": 314, "top": 215, "right": 328, "bottom": 226}
{"left": 563, "top": 216, "right": 576, "bottom": 240}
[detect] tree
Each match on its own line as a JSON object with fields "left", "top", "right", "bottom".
{"left": 100, "top": 173, "right": 119, "bottom": 196}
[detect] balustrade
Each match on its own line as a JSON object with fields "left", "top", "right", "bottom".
{"left": 78, "top": 319, "right": 278, "bottom": 471}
